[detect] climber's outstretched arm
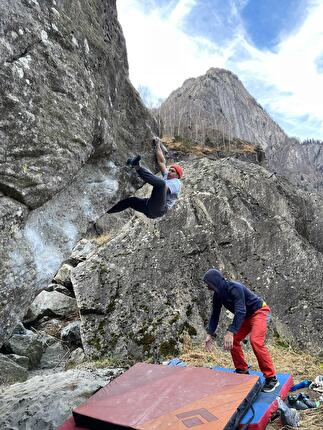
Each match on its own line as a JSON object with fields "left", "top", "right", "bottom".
{"left": 155, "top": 139, "right": 167, "bottom": 174}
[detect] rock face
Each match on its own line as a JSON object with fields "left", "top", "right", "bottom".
{"left": 72, "top": 158, "right": 323, "bottom": 360}
{"left": 0, "top": 0, "right": 158, "bottom": 345}
{"left": 155, "top": 68, "right": 323, "bottom": 191}
{"left": 0, "top": 368, "right": 122, "bottom": 429}
{"left": 283, "top": 139, "right": 323, "bottom": 190}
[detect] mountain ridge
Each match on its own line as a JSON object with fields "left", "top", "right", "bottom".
{"left": 154, "top": 67, "right": 323, "bottom": 192}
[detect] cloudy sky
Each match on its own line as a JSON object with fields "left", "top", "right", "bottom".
{"left": 117, "top": 0, "right": 323, "bottom": 140}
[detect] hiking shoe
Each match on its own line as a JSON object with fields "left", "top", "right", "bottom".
{"left": 287, "top": 395, "right": 309, "bottom": 410}
{"left": 235, "top": 369, "right": 250, "bottom": 374}
{"left": 126, "top": 155, "right": 141, "bottom": 167}
{"left": 295, "top": 393, "right": 319, "bottom": 408}
{"left": 262, "top": 376, "right": 280, "bottom": 392}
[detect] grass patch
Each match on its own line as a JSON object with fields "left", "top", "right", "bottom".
{"left": 161, "top": 136, "right": 257, "bottom": 157}
{"left": 179, "top": 340, "right": 322, "bottom": 382}
{"left": 77, "top": 353, "right": 131, "bottom": 370}
{"left": 92, "top": 233, "right": 111, "bottom": 245}
{"left": 298, "top": 407, "right": 323, "bottom": 430}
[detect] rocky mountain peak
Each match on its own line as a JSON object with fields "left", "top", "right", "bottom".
{"left": 155, "top": 68, "right": 323, "bottom": 192}
{"left": 206, "top": 67, "right": 237, "bottom": 78}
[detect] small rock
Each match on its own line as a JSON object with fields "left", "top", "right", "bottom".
{"left": 0, "top": 354, "right": 28, "bottom": 384}
{"left": 6, "top": 333, "right": 43, "bottom": 369}
{"left": 65, "top": 347, "right": 85, "bottom": 368}
{"left": 61, "top": 320, "right": 82, "bottom": 347}
{"left": 6, "top": 354, "right": 29, "bottom": 369}
{"left": 53, "top": 263, "right": 74, "bottom": 287}
{"left": 40, "top": 342, "right": 67, "bottom": 369}
{"left": 24, "top": 290, "right": 78, "bottom": 323}
{"left": 0, "top": 369, "right": 110, "bottom": 429}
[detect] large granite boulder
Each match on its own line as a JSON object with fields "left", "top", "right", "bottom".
{"left": 0, "top": 0, "right": 158, "bottom": 345}
{"left": 0, "top": 368, "right": 122, "bottom": 429}
{"left": 72, "top": 158, "right": 322, "bottom": 360}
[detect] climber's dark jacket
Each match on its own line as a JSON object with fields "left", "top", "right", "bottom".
{"left": 203, "top": 269, "right": 264, "bottom": 334}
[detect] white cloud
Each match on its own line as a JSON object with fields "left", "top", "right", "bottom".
{"left": 117, "top": 0, "right": 323, "bottom": 139}
{"left": 117, "top": 1, "right": 233, "bottom": 99}
{"left": 169, "top": 0, "right": 197, "bottom": 26}
{"left": 237, "top": 1, "right": 323, "bottom": 138}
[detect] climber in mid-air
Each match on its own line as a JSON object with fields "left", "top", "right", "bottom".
{"left": 88, "top": 138, "right": 182, "bottom": 236}
{"left": 105, "top": 138, "right": 183, "bottom": 219}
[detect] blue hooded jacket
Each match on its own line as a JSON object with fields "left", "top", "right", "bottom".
{"left": 203, "top": 269, "right": 264, "bottom": 334}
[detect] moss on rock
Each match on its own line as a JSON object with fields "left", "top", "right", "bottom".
{"left": 159, "top": 339, "right": 178, "bottom": 357}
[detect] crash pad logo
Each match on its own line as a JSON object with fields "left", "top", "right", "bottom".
{"left": 176, "top": 408, "right": 218, "bottom": 428}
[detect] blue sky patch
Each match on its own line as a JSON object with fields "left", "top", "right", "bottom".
{"left": 134, "top": 1, "right": 309, "bottom": 51}
{"left": 136, "top": 0, "right": 177, "bottom": 17}
{"left": 315, "top": 55, "right": 323, "bottom": 73}
{"left": 240, "top": 0, "right": 308, "bottom": 50}
{"left": 182, "top": 0, "right": 239, "bottom": 45}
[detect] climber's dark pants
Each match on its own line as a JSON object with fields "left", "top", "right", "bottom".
{"left": 107, "top": 167, "right": 167, "bottom": 219}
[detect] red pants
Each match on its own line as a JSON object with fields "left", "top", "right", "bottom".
{"left": 230, "top": 305, "right": 276, "bottom": 378}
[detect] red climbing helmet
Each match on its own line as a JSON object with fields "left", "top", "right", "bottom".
{"left": 170, "top": 164, "right": 183, "bottom": 179}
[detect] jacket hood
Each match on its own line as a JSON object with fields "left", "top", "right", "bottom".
{"left": 202, "top": 269, "right": 226, "bottom": 293}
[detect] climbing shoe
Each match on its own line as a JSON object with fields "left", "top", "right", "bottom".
{"left": 126, "top": 155, "right": 141, "bottom": 167}
{"left": 262, "top": 376, "right": 280, "bottom": 392}
{"left": 234, "top": 369, "right": 250, "bottom": 374}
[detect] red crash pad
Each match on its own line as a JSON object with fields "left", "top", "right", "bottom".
{"left": 59, "top": 362, "right": 261, "bottom": 429}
